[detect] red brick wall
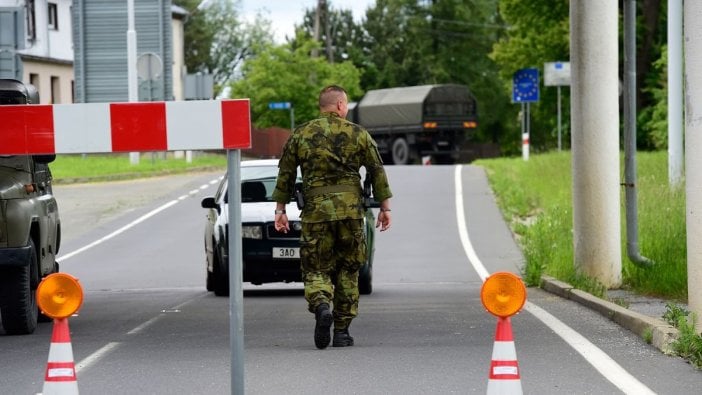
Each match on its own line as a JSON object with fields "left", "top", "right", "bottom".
{"left": 243, "top": 127, "right": 291, "bottom": 158}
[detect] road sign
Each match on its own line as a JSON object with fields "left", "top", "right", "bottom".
{"left": 544, "top": 62, "right": 571, "bottom": 86}
{"left": 268, "top": 102, "right": 291, "bottom": 110}
{"left": 0, "top": 99, "right": 251, "bottom": 154}
{"left": 512, "top": 68, "right": 540, "bottom": 103}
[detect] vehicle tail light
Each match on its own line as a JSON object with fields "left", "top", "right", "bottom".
{"left": 423, "top": 122, "right": 438, "bottom": 129}
{"left": 463, "top": 121, "right": 478, "bottom": 129}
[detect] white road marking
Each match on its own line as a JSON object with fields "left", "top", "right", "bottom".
{"left": 127, "top": 315, "right": 162, "bottom": 335}
{"left": 454, "top": 165, "right": 655, "bottom": 395}
{"left": 58, "top": 177, "right": 221, "bottom": 374}
{"left": 57, "top": 177, "right": 222, "bottom": 263}
{"left": 75, "top": 342, "right": 120, "bottom": 373}
{"left": 57, "top": 199, "right": 179, "bottom": 263}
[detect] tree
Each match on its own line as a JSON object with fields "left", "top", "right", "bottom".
{"left": 294, "top": 3, "right": 367, "bottom": 66}
{"left": 229, "top": 36, "right": 362, "bottom": 129}
{"left": 491, "top": 0, "right": 668, "bottom": 151}
{"left": 173, "top": 0, "right": 274, "bottom": 96}
{"left": 490, "top": 0, "right": 570, "bottom": 152}
{"left": 359, "top": 0, "right": 513, "bottom": 147}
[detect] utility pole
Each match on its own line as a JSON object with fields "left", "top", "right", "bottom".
{"left": 669, "top": 0, "right": 684, "bottom": 187}
{"left": 324, "top": 1, "right": 333, "bottom": 63}
{"left": 684, "top": 2, "right": 702, "bottom": 331}
{"left": 127, "top": 0, "right": 140, "bottom": 165}
{"left": 570, "top": 0, "right": 622, "bottom": 287}
{"left": 312, "top": 0, "right": 321, "bottom": 58}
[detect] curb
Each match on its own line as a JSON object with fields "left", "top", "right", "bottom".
{"left": 540, "top": 276, "right": 679, "bottom": 355}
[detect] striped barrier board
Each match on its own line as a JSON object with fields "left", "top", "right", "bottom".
{"left": 0, "top": 99, "right": 251, "bottom": 155}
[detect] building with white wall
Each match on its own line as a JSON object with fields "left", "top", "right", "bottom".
{"left": 0, "top": 0, "right": 73, "bottom": 103}
{"left": 1, "top": 0, "right": 186, "bottom": 104}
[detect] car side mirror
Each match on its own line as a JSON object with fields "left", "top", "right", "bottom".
{"left": 201, "top": 197, "right": 220, "bottom": 214}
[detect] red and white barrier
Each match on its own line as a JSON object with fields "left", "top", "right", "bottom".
{"left": 487, "top": 316, "right": 523, "bottom": 395}
{"left": 42, "top": 318, "right": 79, "bottom": 395}
{"left": 0, "top": 99, "right": 251, "bottom": 155}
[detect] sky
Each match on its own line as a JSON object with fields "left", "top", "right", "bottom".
{"left": 240, "top": 0, "right": 376, "bottom": 43}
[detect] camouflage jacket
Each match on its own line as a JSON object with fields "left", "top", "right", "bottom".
{"left": 272, "top": 112, "right": 392, "bottom": 223}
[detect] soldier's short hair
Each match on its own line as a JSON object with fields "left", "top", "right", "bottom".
{"left": 319, "top": 85, "right": 347, "bottom": 108}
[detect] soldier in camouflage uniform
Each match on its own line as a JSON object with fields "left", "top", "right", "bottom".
{"left": 272, "top": 85, "right": 393, "bottom": 349}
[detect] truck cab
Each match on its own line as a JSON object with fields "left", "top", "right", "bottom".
{"left": 0, "top": 79, "right": 61, "bottom": 335}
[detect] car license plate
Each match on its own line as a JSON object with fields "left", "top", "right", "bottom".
{"left": 273, "top": 247, "right": 300, "bottom": 259}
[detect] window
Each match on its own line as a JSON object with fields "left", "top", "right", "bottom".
{"left": 48, "top": 3, "right": 58, "bottom": 30}
{"left": 29, "top": 73, "right": 40, "bottom": 101}
{"left": 26, "top": 0, "right": 36, "bottom": 40}
{"left": 51, "top": 76, "right": 60, "bottom": 104}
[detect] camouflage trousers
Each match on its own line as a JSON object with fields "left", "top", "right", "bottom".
{"left": 300, "top": 219, "right": 366, "bottom": 331}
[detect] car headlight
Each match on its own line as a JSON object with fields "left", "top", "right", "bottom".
{"left": 242, "top": 225, "right": 263, "bottom": 239}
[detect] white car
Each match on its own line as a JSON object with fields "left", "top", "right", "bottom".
{"left": 201, "top": 159, "right": 377, "bottom": 296}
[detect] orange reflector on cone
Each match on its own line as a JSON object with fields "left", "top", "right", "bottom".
{"left": 481, "top": 272, "right": 526, "bottom": 318}
{"left": 37, "top": 273, "right": 84, "bottom": 319}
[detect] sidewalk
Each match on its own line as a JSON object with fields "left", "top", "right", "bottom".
{"left": 540, "top": 276, "right": 680, "bottom": 355}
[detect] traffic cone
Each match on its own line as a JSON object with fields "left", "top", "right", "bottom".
{"left": 422, "top": 155, "right": 432, "bottom": 165}
{"left": 42, "top": 318, "right": 79, "bottom": 395}
{"left": 487, "top": 316, "right": 522, "bottom": 395}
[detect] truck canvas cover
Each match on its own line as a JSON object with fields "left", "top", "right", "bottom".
{"left": 357, "top": 85, "right": 435, "bottom": 128}
{"left": 355, "top": 84, "right": 476, "bottom": 129}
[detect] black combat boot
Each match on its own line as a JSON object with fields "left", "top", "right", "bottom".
{"left": 314, "top": 303, "right": 333, "bottom": 349}
{"left": 332, "top": 329, "right": 354, "bottom": 347}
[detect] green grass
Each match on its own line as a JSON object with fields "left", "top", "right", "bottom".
{"left": 51, "top": 153, "right": 228, "bottom": 182}
{"left": 475, "top": 151, "right": 687, "bottom": 300}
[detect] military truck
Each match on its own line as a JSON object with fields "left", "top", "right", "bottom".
{"left": 0, "top": 79, "right": 61, "bottom": 335}
{"left": 347, "top": 84, "right": 478, "bottom": 164}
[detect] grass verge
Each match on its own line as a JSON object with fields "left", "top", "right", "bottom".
{"left": 476, "top": 151, "right": 700, "bottom": 367}
{"left": 475, "top": 150, "right": 686, "bottom": 300}
{"left": 51, "top": 152, "right": 228, "bottom": 183}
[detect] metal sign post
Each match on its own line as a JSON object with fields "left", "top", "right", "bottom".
{"left": 512, "top": 68, "right": 540, "bottom": 161}
{"left": 544, "top": 62, "right": 571, "bottom": 151}
{"left": 268, "top": 101, "right": 294, "bottom": 130}
{"left": 227, "top": 150, "right": 244, "bottom": 395}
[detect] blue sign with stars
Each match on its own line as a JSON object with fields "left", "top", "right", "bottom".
{"left": 512, "top": 68, "right": 540, "bottom": 103}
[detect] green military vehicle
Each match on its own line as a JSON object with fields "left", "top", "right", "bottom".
{"left": 0, "top": 79, "right": 61, "bottom": 335}
{"left": 347, "top": 84, "right": 479, "bottom": 164}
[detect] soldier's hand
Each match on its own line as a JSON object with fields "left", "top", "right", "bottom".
{"left": 376, "top": 210, "right": 391, "bottom": 232}
{"left": 275, "top": 213, "right": 289, "bottom": 233}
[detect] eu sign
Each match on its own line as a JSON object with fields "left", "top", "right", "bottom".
{"left": 512, "top": 68, "right": 540, "bottom": 103}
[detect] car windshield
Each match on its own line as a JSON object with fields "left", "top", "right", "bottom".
{"left": 228, "top": 164, "right": 301, "bottom": 203}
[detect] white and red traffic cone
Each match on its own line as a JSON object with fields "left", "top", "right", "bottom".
{"left": 422, "top": 155, "right": 432, "bottom": 165}
{"left": 487, "top": 316, "right": 522, "bottom": 395}
{"left": 42, "top": 318, "right": 78, "bottom": 395}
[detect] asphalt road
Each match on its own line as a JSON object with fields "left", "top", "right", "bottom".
{"left": 1, "top": 165, "right": 701, "bottom": 394}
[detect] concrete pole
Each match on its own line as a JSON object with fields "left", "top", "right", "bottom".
{"left": 684, "top": 2, "right": 702, "bottom": 329}
{"left": 127, "top": 0, "right": 140, "bottom": 165}
{"left": 569, "top": 0, "right": 621, "bottom": 287}
{"left": 669, "top": 0, "right": 684, "bottom": 187}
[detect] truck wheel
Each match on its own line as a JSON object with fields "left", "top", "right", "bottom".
{"left": 37, "top": 259, "right": 58, "bottom": 323}
{"left": 391, "top": 138, "right": 410, "bottom": 165}
{"left": 0, "top": 240, "right": 39, "bottom": 335}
